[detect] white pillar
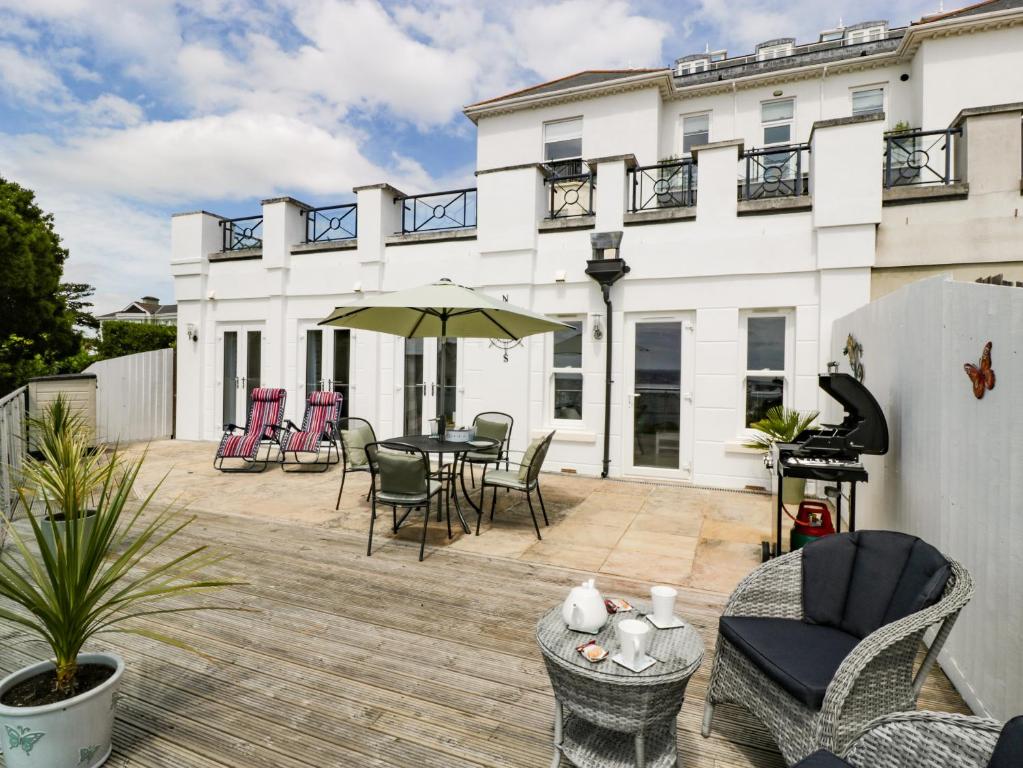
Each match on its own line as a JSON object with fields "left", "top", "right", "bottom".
{"left": 587, "top": 154, "right": 635, "bottom": 231}
{"left": 692, "top": 139, "right": 743, "bottom": 223}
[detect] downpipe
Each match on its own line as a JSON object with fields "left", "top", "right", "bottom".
{"left": 601, "top": 284, "right": 612, "bottom": 478}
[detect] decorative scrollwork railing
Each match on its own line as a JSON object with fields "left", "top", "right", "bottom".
{"left": 630, "top": 160, "right": 696, "bottom": 211}
{"left": 305, "top": 203, "right": 357, "bottom": 242}
{"left": 884, "top": 128, "right": 961, "bottom": 187}
{"left": 740, "top": 144, "right": 810, "bottom": 200}
{"left": 220, "top": 215, "right": 263, "bottom": 251}
{"left": 546, "top": 173, "right": 595, "bottom": 219}
{"left": 397, "top": 188, "right": 477, "bottom": 234}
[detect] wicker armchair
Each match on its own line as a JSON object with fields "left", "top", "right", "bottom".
{"left": 793, "top": 711, "right": 1019, "bottom": 768}
{"left": 701, "top": 533, "right": 974, "bottom": 765}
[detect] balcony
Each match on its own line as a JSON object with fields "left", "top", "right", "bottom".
{"left": 305, "top": 203, "right": 357, "bottom": 243}
{"left": 397, "top": 188, "right": 477, "bottom": 234}
{"left": 739, "top": 144, "right": 810, "bottom": 200}
{"left": 629, "top": 159, "right": 696, "bottom": 211}
{"left": 545, "top": 171, "right": 595, "bottom": 219}
{"left": 220, "top": 215, "right": 263, "bottom": 252}
{"left": 883, "top": 127, "right": 961, "bottom": 188}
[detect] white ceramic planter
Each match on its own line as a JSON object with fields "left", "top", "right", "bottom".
{"left": 39, "top": 510, "right": 98, "bottom": 558}
{"left": 0, "top": 653, "right": 123, "bottom": 768}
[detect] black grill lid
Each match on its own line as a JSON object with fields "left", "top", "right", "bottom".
{"left": 818, "top": 373, "right": 889, "bottom": 455}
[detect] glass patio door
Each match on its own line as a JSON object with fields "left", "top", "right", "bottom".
{"left": 303, "top": 328, "right": 352, "bottom": 417}
{"left": 400, "top": 338, "right": 458, "bottom": 435}
{"left": 220, "top": 326, "right": 262, "bottom": 428}
{"left": 624, "top": 315, "right": 693, "bottom": 479}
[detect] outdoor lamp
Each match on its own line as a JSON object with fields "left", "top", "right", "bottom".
{"left": 186, "top": 324, "right": 199, "bottom": 343}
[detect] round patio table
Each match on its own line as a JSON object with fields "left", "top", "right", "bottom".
{"left": 382, "top": 434, "right": 497, "bottom": 535}
{"left": 536, "top": 602, "right": 704, "bottom": 768}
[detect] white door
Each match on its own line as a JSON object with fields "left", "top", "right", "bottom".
{"left": 623, "top": 314, "right": 695, "bottom": 480}
{"left": 302, "top": 327, "right": 353, "bottom": 418}
{"left": 397, "top": 338, "right": 459, "bottom": 436}
{"left": 218, "top": 325, "right": 264, "bottom": 429}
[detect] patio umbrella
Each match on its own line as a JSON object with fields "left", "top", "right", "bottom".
{"left": 318, "top": 278, "right": 570, "bottom": 420}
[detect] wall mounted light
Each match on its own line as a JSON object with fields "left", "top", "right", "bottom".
{"left": 900, "top": 73, "right": 910, "bottom": 82}
{"left": 591, "top": 315, "right": 604, "bottom": 341}
{"left": 555, "top": 270, "right": 567, "bottom": 283}
{"left": 186, "top": 324, "right": 199, "bottom": 343}
{"left": 206, "top": 289, "right": 216, "bottom": 301}
{"left": 353, "top": 281, "right": 363, "bottom": 293}
{"left": 773, "top": 89, "right": 783, "bottom": 97}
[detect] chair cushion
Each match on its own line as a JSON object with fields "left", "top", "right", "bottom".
{"left": 464, "top": 451, "right": 500, "bottom": 463}
{"left": 802, "top": 531, "right": 951, "bottom": 639}
{"left": 792, "top": 750, "right": 853, "bottom": 768}
{"left": 988, "top": 716, "right": 1023, "bottom": 768}
{"left": 220, "top": 432, "right": 263, "bottom": 458}
{"left": 517, "top": 438, "right": 542, "bottom": 482}
{"left": 378, "top": 451, "right": 427, "bottom": 496}
{"left": 473, "top": 418, "right": 507, "bottom": 455}
{"left": 377, "top": 479, "right": 441, "bottom": 505}
{"left": 342, "top": 424, "right": 374, "bottom": 467}
{"left": 719, "top": 616, "right": 860, "bottom": 711}
{"left": 484, "top": 469, "right": 527, "bottom": 490}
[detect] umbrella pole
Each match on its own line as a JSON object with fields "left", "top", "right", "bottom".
{"left": 439, "top": 315, "right": 448, "bottom": 428}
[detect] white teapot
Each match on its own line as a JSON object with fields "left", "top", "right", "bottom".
{"left": 561, "top": 578, "right": 608, "bottom": 634}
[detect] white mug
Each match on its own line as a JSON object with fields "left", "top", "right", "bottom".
{"left": 617, "top": 618, "right": 651, "bottom": 667}
{"left": 650, "top": 585, "right": 678, "bottom": 625}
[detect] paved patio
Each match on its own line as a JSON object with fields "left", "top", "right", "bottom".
{"left": 134, "top": 440, "right": 772, "bottom": 595}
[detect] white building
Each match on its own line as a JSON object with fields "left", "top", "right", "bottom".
{"left": 172, "top": 1, "right": 1023, "bottom": 490}
{"left": 97, "top": 296, "right": 178, "bottom": 327}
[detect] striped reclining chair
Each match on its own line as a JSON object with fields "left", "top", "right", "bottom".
{"left": 214, "top": 387, "right": 287, "bottom": 472}
{"left": 279, "top": 391, "right": 342, "bottom": 471}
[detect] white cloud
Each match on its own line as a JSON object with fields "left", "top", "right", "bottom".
{"left": 0, "top": 43, "right": 71, "bottom": 108}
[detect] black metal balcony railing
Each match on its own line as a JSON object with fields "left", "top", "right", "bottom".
{"left": 305, "top": 203, "right": 357, "bottom": 243}
{"left": 883, "top": 128, "right": 961, "bottom": 188}
{"left": 546, "top": 173, "right": 595, "bottom": 219}
{"left": 740, "top": 144, "right": 810, "bottom": 200}
{"left": 398, "top": 188, "right": 477, "bottom": 234}
{"left": 221, "top": 215, "right": 263, "bottom": 251}
{"left": 630, "top": 159, "right": 696, "bottom": 211}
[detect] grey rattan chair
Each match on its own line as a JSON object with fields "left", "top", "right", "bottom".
{"left": 478, "top": 430, "right": 555, "bottom": 539}
{"left": 335, "top": 417, "right": 378, "bottom": 510}
{"left": 701, "top": 531, "right": 974, "bottom": 765}
{"left": 461, "top": 411, "right": 513, "bottom": 487}
{"left": 793, "top": 711, "right": 1019, "bottom": 768}
{"left": 366, "top": 441, "right": 444, "bottom": 562}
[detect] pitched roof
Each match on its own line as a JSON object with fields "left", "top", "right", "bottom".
{"left": 465, "top": 69, "right": 667, "bottom": 109}
{"left": 917, "top": 0, "right": 1023, "bottom": 23}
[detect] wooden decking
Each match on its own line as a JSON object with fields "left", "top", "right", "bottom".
{"left": 0, "top": 509, "right": 969, "bottom": 768}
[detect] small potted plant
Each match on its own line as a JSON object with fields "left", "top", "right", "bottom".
{"left": 0, "top": 421, "right": 238, "bottom": 767}
{"left": 744, "top": 405, "right": 819, "bottom": 505}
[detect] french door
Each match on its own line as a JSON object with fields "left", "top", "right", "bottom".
{"left": 400, "top": 338, "right": 458, "bottom": 435}
{"left": 219, "top": 326, "right": 263, "bottom": 429}
{"left": 623, "top": 314, "right": 694, "bottom": 480}
{"left": 303, "top": 328, "right": 352, "bottom": 417}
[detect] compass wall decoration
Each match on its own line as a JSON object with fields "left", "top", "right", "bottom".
{"left": 488, "top": 294, "right": 524, "bottom": 362}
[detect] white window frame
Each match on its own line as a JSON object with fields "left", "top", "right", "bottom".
{"left": 846, "top": 26, "right": 886, "bottom": 45}
{"left": 757, "top": 42, "right": 793, "bottom": 61}
{"left": 738, "top": 310, "right": 795, "bottom": 434}
{"left": 761, "top": 98, "right": 795, "bottom": 147}
{"left": 850, "top": 85, "right": 886, "bottom": 118}
{"left": 543, "top": 117, "right": 583, "bottom": 172}
{"left": 550, "top": 316, "right": 585, "bottom": 424}
{"left": 679, "top": 112, "right": 710, "bottom": 157}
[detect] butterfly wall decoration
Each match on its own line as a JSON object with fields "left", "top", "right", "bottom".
{"left": 964, "top": 341, "right": 996, "bottom": 399}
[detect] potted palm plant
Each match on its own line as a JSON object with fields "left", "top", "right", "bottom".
{"left": 0, "top": 421, "right": 238, "bottom": 767}
{"left": 744, "top": 405, "right": 819, "bottom": 505}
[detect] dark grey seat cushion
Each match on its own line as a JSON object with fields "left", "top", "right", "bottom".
{"left": 802, "top": 531, "right": 951, "bottom": 639}
{"left": 989, "top": 716, "right": 1023, "bottom": 768}
{"left": 719, "top": 617, "right": 860, "bottom": 710}
{"left": 791, "top": 750, "right": 853, "bottom": 768}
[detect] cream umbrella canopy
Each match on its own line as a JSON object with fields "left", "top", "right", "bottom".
{"left": 318, "top": 278, "right": 570, "bottom": 421}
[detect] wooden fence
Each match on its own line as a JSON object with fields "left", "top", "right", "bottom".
{"left": 0, "top": 385, "right": 28, "bottom": 547}
{"left": 85, "top": 348, "right": 174, "bottom": 444}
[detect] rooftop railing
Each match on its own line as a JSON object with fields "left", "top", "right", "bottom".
{"left": 883, "top": 127, "right": 961, "bottom": 188}
{"left": 630, "top": 159, "right": 696, "bottom": 211}
{"left": 220, "top": 215, "right": 263, "bottom": 251}
{"left": 397, "top": 188, "right": 477, "bottom": 234}
{"left": 546, "top": 172, "right": 595, "bottom": 219}
{"left": 740, "top": 144, "right": 810, "bottom": 200}
{"left": 305, "top": 203, "right": 357, "bottom": 243}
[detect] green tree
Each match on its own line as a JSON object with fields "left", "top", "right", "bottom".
{"left": 97, "top": 320, "right": 176, "bottom": 359}
{"left": 0, "top": 177, "right": 89, "bottom": 393}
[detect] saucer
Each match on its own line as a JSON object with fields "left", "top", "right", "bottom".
{"left": 646, "top": 614, "right": 686, "bottom": 629}
{"left": 611, "top": 653, "right": 657, "bottom": 673}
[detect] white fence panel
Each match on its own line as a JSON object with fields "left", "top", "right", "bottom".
{"left": 0, "top": 385, "right": 28, "bottom": 543}
{"left": 85, "top": 348, "right": 174, "bottom": 443}
{"left": 831, "top": 275, "right": 1023, "bottom": 720}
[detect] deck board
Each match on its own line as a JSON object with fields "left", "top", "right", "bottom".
{"left": 0, "top": 509, "right": 969, "bottom": 767}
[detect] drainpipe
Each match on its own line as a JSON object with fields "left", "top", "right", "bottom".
{"left": 585, "top": 231, "right": 629, "bottom": 478}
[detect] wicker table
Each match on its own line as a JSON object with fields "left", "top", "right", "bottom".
{"left": 536, "top": 602, "right": 704, "bottom": 768}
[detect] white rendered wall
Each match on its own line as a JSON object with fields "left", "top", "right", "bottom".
{"left": 830, "top": 275, "right": 1023, "bottom": 720}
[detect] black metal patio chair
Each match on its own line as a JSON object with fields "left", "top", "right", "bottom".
{"left": 335, "top": 416, "right": 378, "bottom": 510}
{"left": 366, "top": 441, "right": 445, "bottom": 562}
{"left": 478, "top": 430, "right": 555, "bottom": 539}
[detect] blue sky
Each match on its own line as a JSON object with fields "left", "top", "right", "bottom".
{"left": 0, "top": 0, "right": 937, "bottom": 313}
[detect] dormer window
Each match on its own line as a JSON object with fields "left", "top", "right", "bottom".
{"left": 757, "top": 41, "right": 794, "bottom": 61}
{"left": 676, "top": 57, "right": 710, "bottom": 76}
{"left": 846, "top": 25, "right": 886, "bottom": 45}
{"left": 820, "top": 29, "right": 844, "bottom": 43}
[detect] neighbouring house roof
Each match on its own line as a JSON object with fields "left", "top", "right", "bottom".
{"left": 97, "top": 298, "right": 177, "bottom": 321}
{"left": 918, "top": 0, "right": 1023, "bottom": 23}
